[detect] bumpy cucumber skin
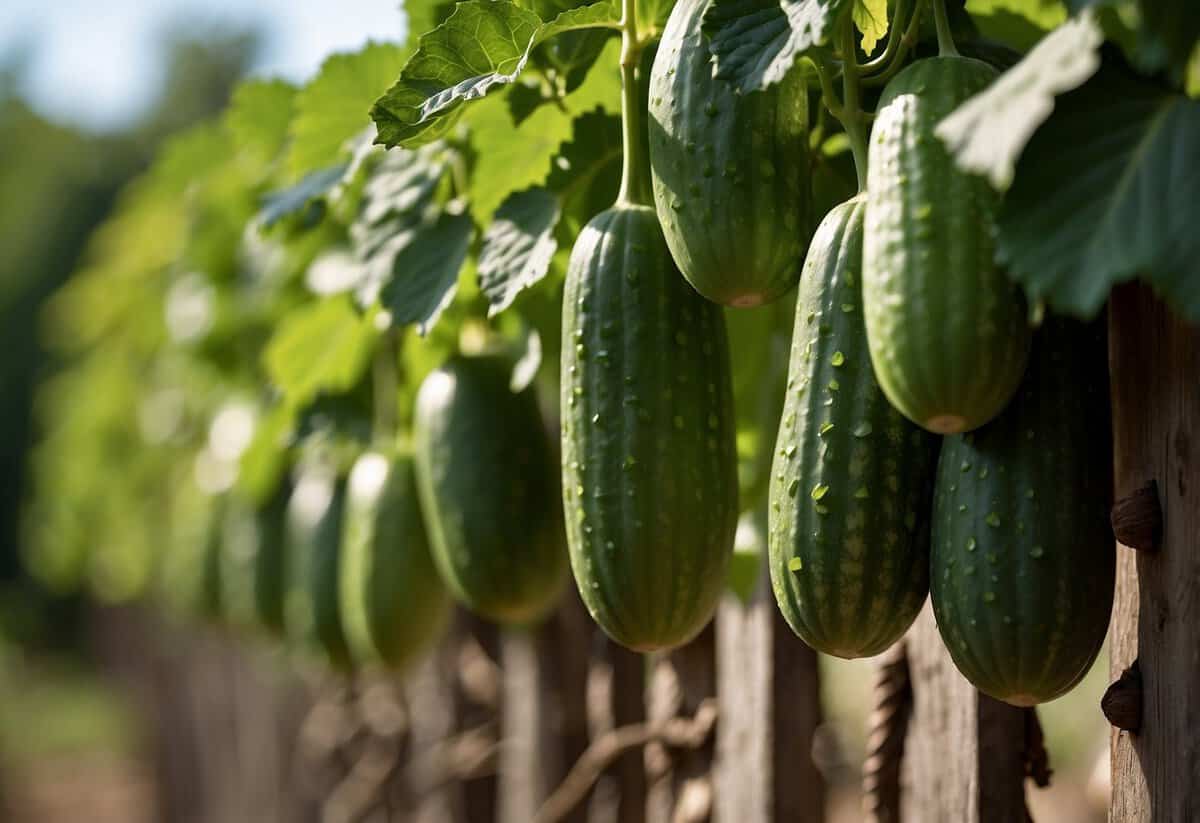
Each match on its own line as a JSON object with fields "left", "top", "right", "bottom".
{"left": 561, "top": 205, "right": 738, "bottom": 652}
{"left": 863, "top": 57, "right": 1031, "bottom": 435}
{"left": 931, "top": 319, "right": 1113, "bottom": 706}
{"left": 413, "top": 354, "right": 567, "bottom": 624}
{"left": 219, "top": 485, "right": 288, "bottom": 635}
{"left": 340, "top": 451, "right": 451, "bottom": 670}
{"left": 648, "top": 0, "right": 809, "bottom": 308}
{"left": 284, "top": 467, "right": 352, "bottom": 668}
{"left": 769, "top": 198, "right": 940, "bottom": 658}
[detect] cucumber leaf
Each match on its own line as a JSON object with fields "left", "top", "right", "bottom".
{"left": 704, "top": 0, "right": 851, "bottom": 94}
{"left": 371, "top": 0, "right": 620, "bottom": 149}
{"left": 264, "top": 298, "right": 377, "bottom": 405}
{"left": 478, "top": 188, "right": 561, "bottom": 316}
{"left": 288, "top": 43, "right": 409, "bottom": 177}
{"left": 997, "top": 69, "right": 1200, "bottom": 322}
{"left": 853, "top": 0, "right": 888, "bottom": 53}
{"left": 937, "top": 12, "right": 1103, "bottom": 189}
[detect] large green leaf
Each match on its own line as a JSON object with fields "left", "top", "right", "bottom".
{"left": 258, "top": 165, "right": 348, "bottom": 228}
{"left": 288, "top": 42, "right": 409, "bottom": 176}
{"left": 263, "top": 298, "right": 377, "bottom": 404}
{"left": 478, "top": 188, "right": 561, "bottom": 316}
{"left": 359, "top": 210, "right": 475, "bottom": 334}
{"left": 467, "top": 43, "right": 620, "bottom": 223}
{"left": 997, "top": 69, "right": 1200, "bottom": 322}
{"left": 371, "top": 0, "right": 620, "bottom": 148}
{"left": 225, "top": 79, "right": 297, "bottom": 170}
{"left": 1067, "top": 0, "right": 1200, "bottom": 77}
{"left": 937, "top": 12, "right": 1103, "bottom": 189}
{"left": 345, "top": 145, "right": 473, "bottom": 334}
{"left": 704, "top": 0, "right": 850, "bottom": 93}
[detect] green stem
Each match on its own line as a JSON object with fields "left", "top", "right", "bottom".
{"left": 372, "top": 328, "right": 401, "bottom": 447}
{"left": 616, "top": 0, "right": 652, "bottom": 206}
{"left": 862, "top": 0, "right": 926, "bottom": 87}
{"left": 838, "top": 21, "right": 870, "bottom": 193}
{"left": 812, "top": 56, "right": 848, "bottom": 122}
{"left": 932, "top": 0, "right": 958, "bottom": 57}
{"left": 858, "top": 0, "right": 909, "bottom": 74}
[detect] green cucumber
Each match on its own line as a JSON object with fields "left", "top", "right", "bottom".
{"left": 863, "top": 56, "right": 1031, "bottom": 434}
{"left": 284, "top": 464, "right": 351, "bottom": 668}
{"left": 931, "top": 318, "right": 1113, "bottom": 706}
{"left": 561, "top": 204, "right": 738, "bottom": 651}
{"left": 769, "top": 197, "right": 940, "bottom": 658}
{"left": 340, "top": 450, "right": 451, "bottom": 669}
{"left": 413, "top": 353, "right": 567, "bottom": 624}
{"left": 219, "top": 485, "right": 288, "bottom": 635}
{"left": 648, "top": 0, "right": 810, "bottom": 307}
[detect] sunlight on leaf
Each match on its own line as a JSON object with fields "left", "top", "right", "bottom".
{"left": 704, "top": 0, "right": 850, "bottom": 93}
{"left": 997, "top": 69, "right": 1200, "bottom": 322}
{"left": 479, "top": 189, "right": 561, "bottom": 316}
{"left": 264, "top": 298, "right": 376, "bottom": 404}
{"left": 372, "top": 0, "right": 620, "bottom": 148}
{"left": 288, "top": 43, "right": 408, "bottom": 177}
{"left": 853, "top": 0, "right": 888, "bottom": 54}
{"left": 937, "top": 12, "right": 1103, "bottom": 190}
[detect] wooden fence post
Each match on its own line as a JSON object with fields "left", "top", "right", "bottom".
{"left": 499, "top": 592, "right": 592, "bottom": 823}
{"left": 1107, "top": 284, "right": 1200, "bottom": 821}
{"left": 900, "top": 603, "right": 1028, "bottom": 822}
{"left": 714, "top": 560, "right": 823, "bottom": 823}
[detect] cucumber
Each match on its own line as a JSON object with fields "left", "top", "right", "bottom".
{"left": 219, "top": 484, "right": 288, "bottom": 635}
{"left": 413, "top": 353, "right": 567, "bottom": 624}
{"left": 284, "top": 464, "right": 352, "bottom": 668}
{"left": 931, "top": 318, "right": 1114, "bottom": 706}
{"left": 649, "top": 0, "right": 810, "bottom": 307}
{"left": 561, "top": 204, "right": 738, "bottom": 651}
{"left": 863, "top": 56, "right": 1031, "bottom": 434}
{"left": 769, "top": 197, "right": 940, "bottom": 658}
{"left": 340, "top": 450, "right": 451, "bottom": 669}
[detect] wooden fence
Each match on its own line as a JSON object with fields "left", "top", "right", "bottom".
{"left": 94, "top": 286, "right": 1195, "bottom": 823}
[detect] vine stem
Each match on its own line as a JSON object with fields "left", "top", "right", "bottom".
{"left": 858, "top": 0, "right": 909, "bottom": 75}
{"left": 862, "top": 0, "right": 927, "bottom": 87}
{"left": 616, "top": 0, "right": 652, "bottom": 206}
{"left": 837, "top": 18, "right": 870, "bottom": 193}
{"left": 932, "top": 0, "right": 959, "bottom": 57}
{"left": 372, "top": 328, "right": 401, "bottom": 446}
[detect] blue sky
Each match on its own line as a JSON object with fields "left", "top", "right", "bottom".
{"left": 0, "top": 0, "right": 408, "bottom": 131}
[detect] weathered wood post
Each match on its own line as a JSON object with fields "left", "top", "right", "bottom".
{"left": 900, "top": 604, "right": 1030, "bottom": 822}
{"left": 1107, "top": 284, "right": 1200, "bottom": 821}
{"left": 714, "top": 558, "right": 823, "bottom": 823}
{"left": 499, "top": 591, "right": 592, "bottom": 823}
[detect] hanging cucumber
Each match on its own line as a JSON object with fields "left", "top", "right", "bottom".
{"left": 340, "top": 450, "right": 451, "bottom": 669}
{"left": 219, "top": 483, "right": 288, "bottom": 635}
{"left": 862, "top": 11, "right": 1031, "bottom": 435}
{"left": 769, "top": 197, "right": 940, "bottom": 658}
{"left": 930, "top": 318, "right": 1114, "bottom": 706}
{"left": 413, "top": 352, "right": 567, "bottom": 624}
{"left": 560, "top": 0, "right": 738, "bottom": 652}
{"left": 284, "top": 462, "right": 352, "bottom": 668}
{"left": 648, "top": 0, "right": 810, "bottom": 307}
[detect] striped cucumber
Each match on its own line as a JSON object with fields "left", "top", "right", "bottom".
{"left": 931, "top": 318, "right": 1113, "bottom": 706}
{"left": 863, "top": 56, "right": 1031, "bottom": 434}
{"left": 648, "top": 0, "right": 811, "bottom": 307}
{"left": 770, "top": 197, "right": 940, "bottom": 658}
{"left": 561, "top": 204, "right": 738, "bottom": 651}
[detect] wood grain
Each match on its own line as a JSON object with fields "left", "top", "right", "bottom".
{"left": 901, "top": 602, "right": 1028, "bottom": 822}
{"left": 1108, "top": 284, "right": 1200, "bottom": 822}
{"left": 714, "top": 557, "right": 823, "bottom": 823}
